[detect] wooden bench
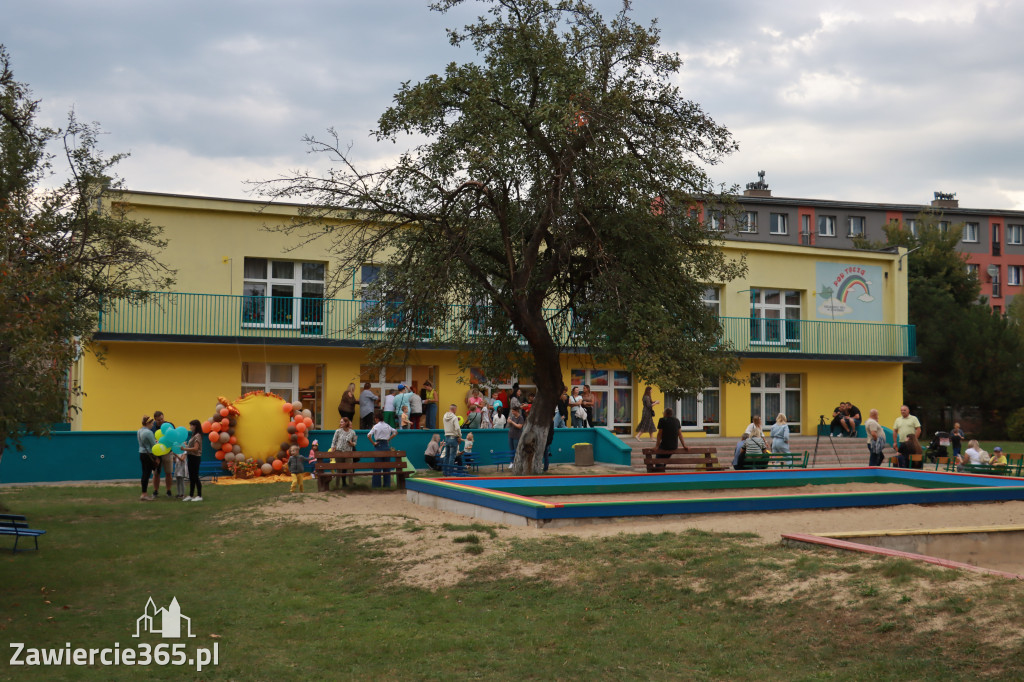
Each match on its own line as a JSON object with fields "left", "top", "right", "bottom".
{"left": 314, "top": 451, "right": 409, "bottom": 490}
{"left": 642, "top": 447, "right": 724, "bottom": 473}
{"left": 0, "top": 514, "right": 46, "bottom": 553}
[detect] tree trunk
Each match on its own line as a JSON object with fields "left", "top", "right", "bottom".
{"left": 510, "top": 338, "right": 563, "bottom": 475}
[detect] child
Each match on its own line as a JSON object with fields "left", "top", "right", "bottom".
{"left": 400, "top": 404, "right": 411, "bottom": 429}
{"left": 308, "top": 440, "right": 320, "bottom": 484}
{"left": 172, "top": 449, "right": 188, "bottom": 498}
{"left": 492, "top": 407, "right": 506, "bottom": 429}
{"left": 287, "top": 445, "right": 309, "bottom": 493}
{"left": 459, "top": 432, "right": 475, "bottom": 469}
{"left": 481, "top": 403, "right": 492, "bottom": 429}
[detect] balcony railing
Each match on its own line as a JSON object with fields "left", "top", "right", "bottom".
{"left": 96, "top": 292, "right": 916, "bottom": 359}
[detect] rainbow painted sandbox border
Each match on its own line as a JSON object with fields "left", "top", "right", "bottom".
{"left": 405, "top": 468, "right": 1024, "bottom": 526}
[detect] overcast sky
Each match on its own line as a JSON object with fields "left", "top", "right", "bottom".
{"left": 6, "top": 0, "right": 1024, "bottom": 209}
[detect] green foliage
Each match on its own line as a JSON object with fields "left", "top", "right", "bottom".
{"left": 1005, "top": 408, "right": 1024, "bottom": 441}
{"left": 856, "top": 213, "right": 1022, "bottom": 432}
{"left": 0, "top": 46, "right": 174, "bottom": 459}
{"left": 259, "top": 0, "right": 745, "bottom": 472}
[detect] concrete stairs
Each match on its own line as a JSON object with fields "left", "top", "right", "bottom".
{"left": 623, "top": 434, "right": 873, "bottom": 470}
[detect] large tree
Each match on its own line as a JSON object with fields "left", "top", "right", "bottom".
{"left": 260, "top": 0, "right": 744, "bottom": 472}
{"left": 0, "top": 46, "right": 173, "bottom": 466}
{"left": 855, "top": 215, "right": 1023, "bottom": 432}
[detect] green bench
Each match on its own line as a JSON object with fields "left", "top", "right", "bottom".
{"left": 737, "top": 452, "right": 808, "bottom": 470}
{"left": 0, "top": 514, "right": 46, "bottom": 553}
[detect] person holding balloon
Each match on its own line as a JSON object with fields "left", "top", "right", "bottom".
{"left": 150, "top": 416, "right": 192, "bottom": 500}
{"left": 137, "top": 416, "right": 158, "bottom": 501}
{"left": 181, "top": 420, "right": 204, "bottom": 502}
{"left": 150, "top": 411, "right": 175, "bottom": 498}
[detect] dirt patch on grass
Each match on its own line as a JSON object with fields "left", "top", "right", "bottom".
{"left": 258, "top": 473, "right": 1024, "bottom": 595}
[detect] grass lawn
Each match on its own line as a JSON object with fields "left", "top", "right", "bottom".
{"left": 979, "top": 441, "right": 1024, "bottom": 456}
{"left": 1, "top": 483, "right": 1023, "bottom": 680}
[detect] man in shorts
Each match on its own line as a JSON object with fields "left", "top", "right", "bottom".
{"left": 151, "top": 410, "right": 175, "bottom": 498}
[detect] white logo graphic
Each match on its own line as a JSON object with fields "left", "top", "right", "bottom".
{"left": 133, "top": 597, "right": 195, "bottom": 639}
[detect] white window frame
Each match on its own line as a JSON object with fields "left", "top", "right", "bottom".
{"left": 963, "top": 223, "right": 979, "bottom": 243}
{"left": 707, "top": 211, "right": 724, "bottom": 232}
{"left": 966, "top": 263, "right": 979, "bottom": 278}
{"left": 817, "top": 215, "right": 836, "bottom": 237}
{"left": 740, "top": 211, "right": 757, "bottom": 233}
{"left": 750, "top": 373, "right": 802, "bottom": 435}
{"left": 847, "top": 216, "right": 865, "bottom": 237}
{"left": 570, "top": 368, "right": 632, "bottom": 433}
{"left": 938, "top": 221, "right": 950, "bottom": 234}
{"left": 1009, "top": 265, "right": 1022, "bottom": 286}
{"left": 242, "top": 258, "right": 325, "bottom": 333}
{"left": 1008, "top": 224, "right": 1023, "bottom": 245}
{"left": 241, "top": 362, "right": 299, "bottom": 406}
{"left": 750, "top": 289, "right": 801, "bottom": 346}
{"left": 702, "top": 287, "right": 720, "bottom": 317}
{"left": 906, "top": 219, "right": 918, "bottom": 237}
{"left": 670, "top": 378, "right": 721, "bottom": 435}
{"left": 769, "top": 213, "right": 788, "bottom": 235}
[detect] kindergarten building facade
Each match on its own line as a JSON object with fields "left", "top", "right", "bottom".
{"left": 73, "top": 191, "right": 915, "bottom": 439}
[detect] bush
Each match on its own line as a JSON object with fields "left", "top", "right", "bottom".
{"left": 1005, "top": 407, "right": 1024, "bottom": 441}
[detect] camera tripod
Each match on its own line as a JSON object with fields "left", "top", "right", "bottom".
{"left": 812, "top": 415, "right": 842, "bottom": 467}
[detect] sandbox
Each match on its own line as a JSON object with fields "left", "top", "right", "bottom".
{"left": 405, "top": 467, "right": 1024, "bottom": 527}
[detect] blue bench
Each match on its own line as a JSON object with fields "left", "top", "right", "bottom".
{"left": 490, "top": 450, "right": 514, "bottom": 472}
{"left": 199, "top": 460, "right": 227, "bottom": 481}
{"left": 0, "top": 514, "right": 46, "bottom": 553}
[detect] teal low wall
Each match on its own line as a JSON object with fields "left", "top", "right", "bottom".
{"left": 1, "top": 427, "right": 631, "bottom": 484}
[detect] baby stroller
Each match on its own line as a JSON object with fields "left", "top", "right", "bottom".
{"left": 924, "top": 431, "right": 950, "bottom": 464}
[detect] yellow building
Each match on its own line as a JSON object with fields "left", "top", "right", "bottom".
{"left": 75, "top": 191, "right": 913, "bottom": 438}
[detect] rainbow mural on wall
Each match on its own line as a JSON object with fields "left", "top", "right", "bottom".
{"left": 816, "top": 263, "right": 883, "bottom": 321}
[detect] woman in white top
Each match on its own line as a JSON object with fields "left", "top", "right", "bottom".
{"left": 568, "top": 386, "right": 584, "bottom": 427}
{"left": 743, "top": 415, "right": 763, "bottom": 439}
{"left": 962, "top": 439, "right": 989, "bottom": 467}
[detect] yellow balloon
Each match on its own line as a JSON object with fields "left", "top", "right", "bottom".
{"left": 152, "top": 443, "right": 169, "bottom": 456}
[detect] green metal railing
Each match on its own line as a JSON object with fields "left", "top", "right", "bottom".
{"left": 96, "top": 292, "right": 916, "bottom": 358}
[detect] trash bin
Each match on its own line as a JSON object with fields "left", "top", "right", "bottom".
{"left": 572, "top": 442, "right": 594, "bottom": 466}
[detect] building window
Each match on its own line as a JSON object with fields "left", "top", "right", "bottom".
{"left": 702, "top": 287, "right": 720, "bottom": 317}
{"left": 966, "top": 263, "right": 979, "bottom": 278}
{"left": 800, "top": 215, "right": 811, "bottom": 245}
{"left": 770, "top": 213, "right": 788, "bottom": 235}
{"left": 963, "top": 223, "right": 979, "bottom": 243}
{"left": 570, "top": 369, "right": 632, "bottom": 434}
{"left": 905, "top": 219, "right": 918, "bottom": 237}
{"left": 750, "top": 289, "right": 801, "bottom": 346}
{"left": 817, "top": 215, "right": 836, "bottom": 237}
{"left": 1008, "top": 224, "right": 1023, "bottom": 245}
{"left": 847, "top": 216, "right": 865, "bottom": 237}
{"left": 242, "top": 258, "right": 325, "bottom": 333}
{"left": 1009, "top": 265, "right": 1022, "bottom": 286}
{"left": 740, "top": 211, "right": 757, "bottom": 233}
{"left": 668, "top": 377, "right": 720, "bottom": 435}
{"left": 938, "top": 221, "right": 950, "bottom": 234}
{"left": 750, "top": 373, "right": 801, "bottom": 434}
{"left": 241, "top": 362, "right": 325, "bottom": 428}
{"left": 992, "top": 223, "right": 1001, "bottom": 256}
{"left": 704, "top": 210, "right": 723, "bottom": 231}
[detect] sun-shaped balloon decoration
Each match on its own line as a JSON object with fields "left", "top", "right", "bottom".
{"left": 202, "top": 393, "right": 315, "bottom": 477}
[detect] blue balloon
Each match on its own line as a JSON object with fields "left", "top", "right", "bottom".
{"left": 160, "top": 423, "right": 173, "bottom": 435}
{"left": 173, "top": 426, "right": 188, "bottom": 441}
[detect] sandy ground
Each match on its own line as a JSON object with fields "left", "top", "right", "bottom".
{"left": 254, "top": 464, "right": 1024, "bottom": 588}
